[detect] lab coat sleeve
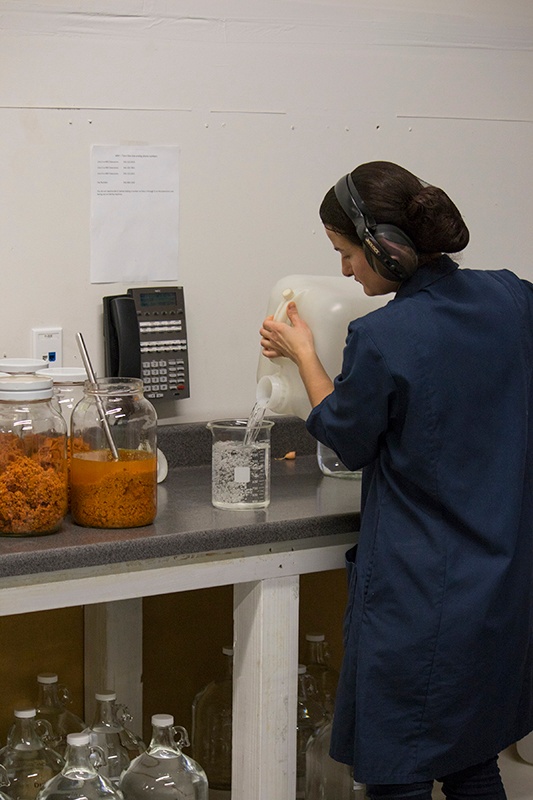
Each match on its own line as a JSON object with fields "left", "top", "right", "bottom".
{"left": 307, "top": 321, "right": 398, "bottom": 472}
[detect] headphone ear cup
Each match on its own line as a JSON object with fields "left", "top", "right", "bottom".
{"left": 373, "top": 225, "right": 418, "bottom": 279}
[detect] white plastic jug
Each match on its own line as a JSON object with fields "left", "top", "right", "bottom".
{"left": 257, "top": 274, "right": 387, "bottom": 419}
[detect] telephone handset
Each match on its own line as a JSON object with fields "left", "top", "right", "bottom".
{"left": 103, "top": 286, "right": 190, "bottom": 402}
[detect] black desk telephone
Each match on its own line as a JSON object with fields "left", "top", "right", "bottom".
{"left": 103, "top": 286, "right": 190, "bottom": 402}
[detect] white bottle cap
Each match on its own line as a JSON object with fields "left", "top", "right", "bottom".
{"left": 305, "top": 633, "right": 325, "bottom": 642}
{"left": 67, "top": 732, "right": 91, "bottom": 746}
{"left": 152, "top": 714, "right": 173, "bottom": 727}
{"left": 95, "top": 690, "right": 116, "bottom": 701}
{"left": 14, "top": 708, "right": 36, "bottom": 718}
{"left": 222, "top": 646, "right": 234, "bottom": 656}
{"left": 298, "top": 664, "right": 307, "bottom": 674}
{"left": 37, "top": 673, "right": 59, "bottom": 684}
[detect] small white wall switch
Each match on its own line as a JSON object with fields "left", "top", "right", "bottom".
{"left": 31, "top": 327, "right": 63, "bottom": 367}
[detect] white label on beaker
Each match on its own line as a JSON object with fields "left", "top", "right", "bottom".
{"left": 234, "top": 466, "right": 251, "bottom": 483}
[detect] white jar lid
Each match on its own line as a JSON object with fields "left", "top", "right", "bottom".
{"left": 0, "top": 358, "right": 49, "bottom": 374}
{"left": 36, "top": 367, "right": 87, "bottom": 384}
{"left": 37, "top": 673, "right": 58, "bottom": 684}
{"left": 0, "top": 375, "right": 53, "bottom": 401}
{"left": 152, "top": 714, "right": 173, "bottom": 727}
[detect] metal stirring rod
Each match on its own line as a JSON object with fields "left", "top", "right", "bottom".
{"left": 76, "top": 332, "right": 119, "bottom": 461}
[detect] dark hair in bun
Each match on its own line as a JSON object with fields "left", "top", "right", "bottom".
{"left": 319, "top": 160, "right": 469, "bottom": 257}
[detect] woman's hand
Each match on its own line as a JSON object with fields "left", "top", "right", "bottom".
{"left": 259, "top": 302, "right": 335, "bottom": 408}
{"left": 260, "top": 302, "right": 315, "bottom": 365}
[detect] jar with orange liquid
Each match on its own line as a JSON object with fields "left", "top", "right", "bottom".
{"left": 70, "top": 378, "right": 157, "bottom": 528}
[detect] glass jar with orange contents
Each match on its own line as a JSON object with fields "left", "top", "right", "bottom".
{"left": 0, "top": 375, "right": 68, "bottom": 536}
{"left": 70, "top": 377, "right": 157, "bottom": 528}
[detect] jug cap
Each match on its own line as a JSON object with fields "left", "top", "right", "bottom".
{"left": 298, "top": 665, "right": 307, "bottom": 674}
{"left": 14, "top": 708, "right": 36, "bottom": 718}
{"left": 37, "top": 673, "right": 59, "bottom": 684}
{"left": 222, "top": 646, "right": 234, "bottom": 656}
{"left": 305, "top": 633, "right": 325, "bottom": 642}
{"left": 152, "top": 714, "right": 173, "bottom": 727}
{"left": 67, "top": 732, "right": 90, "bottom": 746}
{"left": 95, "top": 690, "right": 116, "bottom": 701}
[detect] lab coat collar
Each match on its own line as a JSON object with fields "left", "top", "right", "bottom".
{"left": 395, "top": 254, "right": 458, "bottom": 299}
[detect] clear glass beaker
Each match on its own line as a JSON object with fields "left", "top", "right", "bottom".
{"left": 207, "top": 419, "right": 274, "bottom": 509}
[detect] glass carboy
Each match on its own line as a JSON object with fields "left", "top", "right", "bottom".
{"left": 120, "top": 714, "right": 208, "bottom": 800}
{"left": 36, "top": 732, "right": 123, "bottom": 800}
{"left": 0, "top": 765, "right": 11, "bottom": 800}
{"left": 306, "top": 719, "right": 366, "bottom": 799}
{"left": 304, "top": 633, "right": 339, "bottom": 716}
{"left": 35, "top": 674, "right": 86, "bottom": 757}
{"left": 0, "top": 709, "right": 64, "bottom": 800}
{"left": 86, "top": 693, "right": 131, "bottom": 786}
{"left": 296, "top": 666, "right": 327, "bottom": 800}
{"left": 191, "top": 647, "right": 233, "bottom": 796}
{"left": 0, "top": 376, "right": 67, "bottom": 536}
{"left": 70, "top": 378, "right": 157, "bottom": 528}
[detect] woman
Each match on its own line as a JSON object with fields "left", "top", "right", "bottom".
{"left": 260, "top": 161, "right": 533, "bottom": 800}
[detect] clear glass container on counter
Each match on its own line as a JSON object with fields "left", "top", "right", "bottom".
{"left": 192, "top": 647, "right": 233, "bottom": 796}
{"left": 35, "top": 732, "right": 123, "bottom": 800}
{"left": 207, "top": 419, "right": 274, "bottom": 509}
{"left": 0, "top": 376, "right": 68, "bottom": 536}
{"left": 119, "top": 714, "right": 208, "bottom": 800}
{"left": 0, "top": 708, "right": 64, "bottom": 800}
{"left": 35, "top": 674, "right": 86, "bottom": 758}
{"left": 70, "top": 378, "right": 157, "bottom": 528}
{"left": 317, "top": 442, "right": 361, "bottom": 479}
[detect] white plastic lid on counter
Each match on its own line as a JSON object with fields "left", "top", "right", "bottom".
{"left": 0, "top": 358, "right": 49, "bottom": 374}
{"left": 36, "top": 367, "right": 87, "bottom": 384}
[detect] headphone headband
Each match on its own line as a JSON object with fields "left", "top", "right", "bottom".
{"left": 333, "top": 173, "right": 418, "bottom": 282}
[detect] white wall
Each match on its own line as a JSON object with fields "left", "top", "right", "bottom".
{"left": 1, "top": 0, "right": 533, "bottom": 423}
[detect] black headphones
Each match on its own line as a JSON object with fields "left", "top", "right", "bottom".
{"left": 334, "top": 173, "right": 418, "bottom": 282}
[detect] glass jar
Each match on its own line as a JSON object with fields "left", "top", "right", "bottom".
{"left": 36, "top": 368, "right": 87, "bottom": 434}
{"left": 70, "top": 378, "right": 157, "bottom": 528}
{"left": 0, "top": 376, "right": 68, "bottom": 536}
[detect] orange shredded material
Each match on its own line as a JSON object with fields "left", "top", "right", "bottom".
{"left": 0, "top": 434, "right": 67, "bottom": 536}
{"left": 70, "top": 448, "right": 157, "bottom": 529}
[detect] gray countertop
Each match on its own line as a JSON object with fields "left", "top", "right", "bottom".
{"left": 0, "top": 420, "right": 361, "bottom": 580}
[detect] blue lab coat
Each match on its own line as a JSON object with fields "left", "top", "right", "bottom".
{"left": 307, "top": 256, "right": 533, "bottom": 783}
